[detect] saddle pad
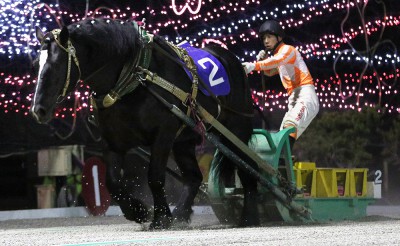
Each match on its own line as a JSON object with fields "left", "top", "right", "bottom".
{"left": 178, "top": 41, "right": 230, "bottom": 96}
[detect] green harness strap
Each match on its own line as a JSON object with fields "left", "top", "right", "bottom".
{"left": 102, "top": 22, "right": 153, "bottom": 108}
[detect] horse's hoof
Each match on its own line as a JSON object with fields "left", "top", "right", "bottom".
{"left": 172, "top": 220, "right": 190, "bottom": 229}
{"left": 148, "top": 216, "right": 172, "bottom": 230}
{"left": 172, "top": 207, "right": 193, "bottom": 223}
{"left": 121, "top": 199, "right": 151, "bottom": 223}
{"left": 238, "top": 218, "right": 260, "bottom": 227}
{"left": 123, "top": 210, "right": 150, "bottom": 223}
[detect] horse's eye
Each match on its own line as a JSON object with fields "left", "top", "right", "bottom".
{"left": 40, "top": 41, "right": 49, "bottom": 51}
{"left": 41, "top": 37, "right": 51, "bottom": 46}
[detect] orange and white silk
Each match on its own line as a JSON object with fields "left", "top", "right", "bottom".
{"left": 254, "top": 43, "right": 314, "bottom": 95}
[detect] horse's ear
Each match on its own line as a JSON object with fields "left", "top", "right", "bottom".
{"left": 35, "top": 26, "right": 45, "bottom": 43}
{"left": 59, "top": 26, "right": 69, "bottom": 46}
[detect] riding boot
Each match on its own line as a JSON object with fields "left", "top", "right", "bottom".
{"left": 289, "top": 136, "right": 296, "bottom": 152}
{"left": 279, "top": 136, "right": 297, "bottom": 166}
{"left": 289, "top": 135, "right": 297, "bottom": 164}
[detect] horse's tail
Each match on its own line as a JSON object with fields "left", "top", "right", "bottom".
{"left": 209, "top": 148, "right": 234, "bottom": 195}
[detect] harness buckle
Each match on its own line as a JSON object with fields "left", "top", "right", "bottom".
{"left": 68, "top": 44, "right": 76, "bottom": 56}
{"left": 103, "top": 90, "right": 120, "bottom": 108}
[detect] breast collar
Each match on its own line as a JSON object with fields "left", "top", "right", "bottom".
{"left": 100, "top": 21, "right": 153, "bottom": 108}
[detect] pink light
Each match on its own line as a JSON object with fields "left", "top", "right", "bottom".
{"left": 172, "top": 0, "right": 202, "bottom": 15}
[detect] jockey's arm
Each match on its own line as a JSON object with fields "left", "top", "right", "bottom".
{"left": 255, "top": 47, "right": 293, "bottom": 73}
{"left": 263, "top": 68, "right": 279, "bottom": 77}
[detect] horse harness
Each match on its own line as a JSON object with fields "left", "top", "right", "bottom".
{"left": 40, "top": 22, "right": 303, "bottom": 206}
{"left": 91, "top": 23, "right": 212, "bottom": 135}
{"left": 40, "top": 29, "right": 82, "bottom": 102}
{"left": 45, "top": 23, "right": 264, "bottom": 173}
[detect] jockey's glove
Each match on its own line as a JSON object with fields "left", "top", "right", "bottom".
{"left": 256, "top": 50, "right": 266, "bottom": 61}
{"left": 242, "top": 62, "right": 255, "bottom": 75}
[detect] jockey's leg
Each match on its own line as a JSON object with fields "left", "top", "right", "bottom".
{"left": 283, "top": 123, "right": 297, "bottom": 151}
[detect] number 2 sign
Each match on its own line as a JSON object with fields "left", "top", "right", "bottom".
{"left": 198, "top": 57, "right": 224, "bottom": 86}
{"left": 178, "top": 41, "right": 230, "bottom": 96}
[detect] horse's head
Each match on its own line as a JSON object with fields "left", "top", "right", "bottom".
{"left": 30, "top": 26, "right": 81, "bottom": 124}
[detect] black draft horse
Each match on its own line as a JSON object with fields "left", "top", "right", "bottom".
{"left": 30, "top": 18, "right": 258, "bottom": 229}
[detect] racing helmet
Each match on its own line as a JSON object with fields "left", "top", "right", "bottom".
{"left": 259, "top": 20, "right": 285, "bottom": 38}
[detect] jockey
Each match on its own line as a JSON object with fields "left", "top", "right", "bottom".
{"left": 242, "top": 20, "right": 319, "bottom": 151}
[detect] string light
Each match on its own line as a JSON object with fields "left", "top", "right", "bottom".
{"left": 0, "top": 0, "right": 399, "bottom": 118}
{"left": 250, "top": 72, "right": 400, "bottom": 114}
{"left": 171, "top": 0, "right": 202, "bottom": 15}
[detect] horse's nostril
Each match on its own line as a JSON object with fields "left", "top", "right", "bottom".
{"left": 30, "top": 105, "right": 48, "bottom": 123}
{"left": 36, "top": 107, "right": 47, "bottom": 118}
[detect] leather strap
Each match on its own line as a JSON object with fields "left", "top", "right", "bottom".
{"left": 139, "top": 67, "right": 278, "bottom": 177}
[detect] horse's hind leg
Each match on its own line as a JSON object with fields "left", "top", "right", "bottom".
{"left": 236, "top": 163, "right": 260, "bottom": 227}
{"left": 104, "top": 150, "right": 150, "bottom": 223}
{"left": 223, "top": 118, "right": 260, "bottom": 227}
{"left": 171, "top": 139, "right": 203, "bottom": 223}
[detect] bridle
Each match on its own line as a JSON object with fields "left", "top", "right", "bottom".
{"left": 42, "top": 29, "right": 82, "bottom": 103}
{"left": 41, "top": 22, "right": 252, "bottom": 121}
{"left": 39, "top": 23, "right": 151, "bottom": 110}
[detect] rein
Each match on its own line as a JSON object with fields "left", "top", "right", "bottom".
{"left": 44, "top": 22, "right": 251, "bottom": 120}
{"left": 44, "top": 29, "right": 82, "bottom": 102}
{"left": 140, "top": 67, "right": 278, "bottom": 177}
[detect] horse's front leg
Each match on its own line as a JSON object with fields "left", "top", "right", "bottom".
{"left": 171, "top": 139, "right": 202, "bottom": 224}
{"left": 104, "top": 150, "right": 150, "bottom": 223}
{"left": 148, "top": 135, "right": 176, "bottom": 229}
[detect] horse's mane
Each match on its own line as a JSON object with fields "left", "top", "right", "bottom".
{"left": 68, "top": 18, "right": 141, "bottom": 58}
